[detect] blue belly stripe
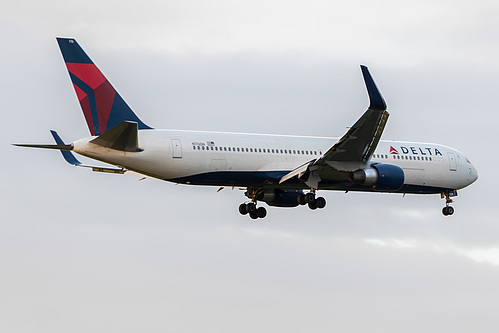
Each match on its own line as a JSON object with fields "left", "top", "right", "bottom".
{"left": 167, "top": 171, "right": 452, "bottom": 194}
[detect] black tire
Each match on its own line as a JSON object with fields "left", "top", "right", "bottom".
{"left": 239, "top": 203, "right": 248, "bottom": 215}
{"left": 247, "top": 203, "right": 257, "bottom": 214}
{"left": 316, "top": 197, "right": 326, "bottom": 209}
{"left": 442, "top": 207, "right": 449, "bottom": 216}
{"left": 297, "top": 194, "right": 306, "bottom": 205}
{"left": 249, "top": 211, "right": 258, "bottom": 219}
{"left": 257, "top": 207, "right": 267, "bottom": 218}
{"left": 305, "top": 193, "right": 315, "bottom": 203}
{"left": 447, "top": 206, "right": 454, "bottom": 215}
{"left": 308, "top": 200, "right": 317, "bottom": 210}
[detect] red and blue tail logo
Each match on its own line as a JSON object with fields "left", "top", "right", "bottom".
{"left": 390, "top": 146, "right": 399, "bottom": 154}
{"left": 57, "top": 38, "right": 151, "bottom": 136}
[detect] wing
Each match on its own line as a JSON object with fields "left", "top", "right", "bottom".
{"left": 279, "top": 65, "right": 389, "bottom": 188}
{"left": 316, "top": 65, "right": 388, "bottom": 165}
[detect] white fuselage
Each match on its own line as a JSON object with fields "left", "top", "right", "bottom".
{"left": 73, "top": 129, "right": 478, "bottom": 194}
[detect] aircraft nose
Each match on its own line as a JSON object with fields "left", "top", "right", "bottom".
{"left": 469, "top": 163, "right": 479, "bottom": 184}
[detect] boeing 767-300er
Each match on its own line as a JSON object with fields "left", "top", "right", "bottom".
{"left": 15, "top": 38, "right": 478, "bottom": 219}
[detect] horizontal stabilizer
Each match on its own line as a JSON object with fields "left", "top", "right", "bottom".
{"left": 90, "top": 121, "right": 142, "bottom": 152}
{"left": 50, "top": 130, "right": 126, "bottom": 172}
{"left": 13, "top": 143, "right": 73, "bottom": 150}
{"left": 14, "top": 131, "right": 82, "bottom": 166}
{"left": 50, "top": 130, "right": 83, "bottom": 165}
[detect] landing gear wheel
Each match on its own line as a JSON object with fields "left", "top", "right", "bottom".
{"left": 442, "top": 206, "right": 455, "bottom": 216}
{"left": 239, "top": 203, "right": 248, "bottom": 215}
{"left": 315, "top": 197, "right": 326, "bottom": 209}
{"left": 247, "top": 203, "right": 257, "bottom": 214}
{"left": 308, "top": 201, "right": 318, "bottom": 210}
{"left": 442, "top": 207, "right": 449, "bottom": 216}
{"left": 297, "top": 194, "right": 307, "bottom": 205}
{"left": 257, "top": 207, "right": 267, "bottom": 219}
{"left": 305, "top": 193, "right": 316, "bottom": 203}
{"left": 249, "top": 211, "right": 258, "bottom": 219}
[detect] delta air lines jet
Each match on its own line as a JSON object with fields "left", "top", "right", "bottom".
{"left": 15, "top": 38, "right": 478, "bottom": 219}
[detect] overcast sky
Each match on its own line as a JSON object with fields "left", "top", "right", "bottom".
{"left": 2, "top": 0, "right": 498, "bottom": 332}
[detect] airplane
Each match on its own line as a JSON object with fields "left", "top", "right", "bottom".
{"left": 15, "top": 38, "right": 478, "bottom": 219}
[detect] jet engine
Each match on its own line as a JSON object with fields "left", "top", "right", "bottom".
{"left": 349, "top": 164, "right": 405, "bottom": 191}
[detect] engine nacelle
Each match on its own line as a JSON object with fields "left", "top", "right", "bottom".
{"left": 259, "top": 189, "right": 303, "bottom": 207}
{"left": 349, "top": 164, "right": 405, "bottom": 191}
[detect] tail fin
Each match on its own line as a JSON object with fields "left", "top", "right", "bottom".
{"left": 56, "top": 38, "right": 152, "bottom": 136}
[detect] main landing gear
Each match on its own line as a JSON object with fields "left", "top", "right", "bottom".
{"left": 238, "top": 188, "right": 327, "bottom": 219}
{"left": 441, "top": 191, "right": 455, "bottom": 216}
{"left": 297, "top": 192, "right": 326, "bottom": 210}
{"left": 239, "top": 203, "right": 267, "bottom": 220}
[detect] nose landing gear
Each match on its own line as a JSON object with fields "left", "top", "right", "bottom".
{"left": 441, "top": 191, "right": 455, "bottom": 216}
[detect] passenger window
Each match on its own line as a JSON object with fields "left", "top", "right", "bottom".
{"left": 250, "top": 148, "right": 253, "bottom": 152}
{"left": 246, "top": 148, "right": 249, "bottom": 152}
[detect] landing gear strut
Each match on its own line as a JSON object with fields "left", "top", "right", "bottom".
{"left": 441, "top": 191, "right": 455, "bottom": 216}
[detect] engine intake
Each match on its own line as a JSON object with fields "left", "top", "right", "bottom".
{"left": 349, "top": 164, "right": 405, "bottom": 191}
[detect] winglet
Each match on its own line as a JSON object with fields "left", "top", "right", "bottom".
{"left": 361, "top": 65, "right": 386, "bottom": 111}
{"left": 50, "top": 130, "right": 82, "bottom": 166}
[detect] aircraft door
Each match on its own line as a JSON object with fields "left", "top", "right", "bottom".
{"left": 448, "top": 152, "right": 457, "bottom": 171}
{"left": 171, "top": 139, "right": 182, "bottom": 158}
